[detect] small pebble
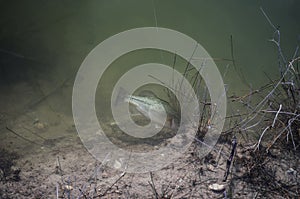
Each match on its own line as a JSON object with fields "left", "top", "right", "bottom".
{"left": 209, "top": 183, "right": 226, "bottom": 191}
{"left": 64, "top": 185, "right": 73, "bottom": 191}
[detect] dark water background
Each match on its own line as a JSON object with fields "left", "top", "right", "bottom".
{"left": 0, "top": 0, "right": 299, "bottom": 133}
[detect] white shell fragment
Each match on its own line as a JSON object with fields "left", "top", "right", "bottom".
{"left": 64, "top": 185, "right": 73, "bottom": 191}
{"left": 208, "top": 183, "right": 226, "bottom": 191}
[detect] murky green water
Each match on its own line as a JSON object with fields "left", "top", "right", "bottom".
{"left": 1, "top": 1, "right": 299, "bottom": 86}
{"left": 0, "top": 0, "right": 300, "bottom": 146}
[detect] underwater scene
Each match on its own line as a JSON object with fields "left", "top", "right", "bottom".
{"left": 0, "top": 0, "right": 300, "bottom": 198}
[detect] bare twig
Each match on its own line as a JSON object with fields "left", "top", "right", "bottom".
{"left": 98, "top": 172, "right": 126, "bottom": 197}
{"left": 267, "top": 113, "right": 300, "bottom": 151}
{"left": 261, "top": 109, "right": 298, "bottom": 116}
{"left": 223, "top": 136, "right": 237, "bottom": 182}
{"left": 254, "top": 126, "right": 270, "bottom": 151}
{"left": 78, "top": 188, "right": 88, "bottom": 199}
{"left": 5, "top": 126, "right": 45, "bottom": 147}
{"left": 56, "top": 156, "right": 63, "bottom": 178}
{"left": 260, "top": 7, "right": 276, "bottom": 30}
{"left": 271, "top": 104, "right": 282, "bottom": 128}
{"left": 148, "top": 172, "right": 159, "bottom": 199}
{"left": 56, "top": 183, "right": 59, "bottom": 199}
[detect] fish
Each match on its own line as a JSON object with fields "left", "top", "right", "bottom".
{"left": 115, "top": 88, "right": 179, "bottom": 129}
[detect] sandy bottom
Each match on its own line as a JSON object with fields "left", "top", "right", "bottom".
{"left": 0, "top": 81, "right": 299, "bottom": 198}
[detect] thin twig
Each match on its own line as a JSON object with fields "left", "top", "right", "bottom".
{"left": 260, "top": 7, "right": 276, "bottom": 30}
{"left": 240, "top": 59, "right": 298, "bottom": 130}
{"left": 98, "top": 172, "right": 126, "bottom": 197}
{"left": 149, "top": 172, "right": 159, "bottom": 199}
{"left": 0, "top": 48, "right": 39, "bottom": 63}
{"left": 215, "top": 144, "right": 224, "bottom": 168}
{"left": 23, "top": 126, "right": 47, "bottom": 141}
{"left": 56, "top": 156, "right": 63, "bottom": 179}
{"left": 271, "top": 104, "right": 282, "bottom": 128}
{"left": 267, "top": 113, "right": 300, "bottom": 151}
{"left": 223, "top": 136, "right": 237, "bottom": 182}
{"left": 78, "top": 188, "right": 88, "bottom": 199}
{"left": 6, "top": 126, "right": 45, "bottom": 147}
{"left": 261, "top": 110, "right": 298, "bottom": 116}
{"left": 56, "top": 183, "right": 59, "bottom": 199}
{"left": 254, "top": 126, "right": 270, "bottom": 151}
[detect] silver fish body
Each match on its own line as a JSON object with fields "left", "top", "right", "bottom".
{"left": 116, "top": 89, "right": 179, "bottom": 129}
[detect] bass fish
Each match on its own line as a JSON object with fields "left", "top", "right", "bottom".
{"left": 115, "top": 88, "right": 179, "bottom": 129}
